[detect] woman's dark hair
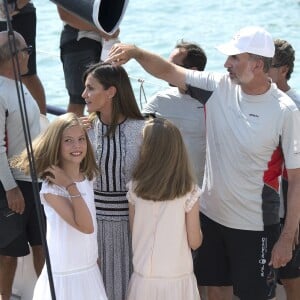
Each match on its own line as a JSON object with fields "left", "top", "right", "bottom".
{"left": 83, "top": 62, "right": 144, "bottom": 136}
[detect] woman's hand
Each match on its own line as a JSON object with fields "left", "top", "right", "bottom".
{"left": 80, "top": 116, "right": 92, "bottom": 130}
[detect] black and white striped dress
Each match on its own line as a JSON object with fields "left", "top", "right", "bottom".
{"left": 91, "top": 117, "right": 145, "bottom": 300}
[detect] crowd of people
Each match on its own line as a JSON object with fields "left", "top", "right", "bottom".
{"left": 0, "top": 2, "right": 300, "bottom": 300}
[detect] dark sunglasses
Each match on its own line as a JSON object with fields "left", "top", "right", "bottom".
{"left": 14, "top": 45, "right": 33, "bottom": 56}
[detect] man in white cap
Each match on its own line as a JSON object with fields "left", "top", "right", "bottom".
{"left": 107, "top": 26, "right": 300, "bottom": 300}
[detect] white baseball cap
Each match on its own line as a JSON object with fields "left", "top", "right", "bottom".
{"left": 216, "top": 26, "right": 275, "bottom": 58}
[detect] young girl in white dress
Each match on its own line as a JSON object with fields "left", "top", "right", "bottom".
{"left": 126, "top": 117, "right": 202, "bottom": 300}
{"left": 13, "top": 113, "right": 107, "bottom": 300}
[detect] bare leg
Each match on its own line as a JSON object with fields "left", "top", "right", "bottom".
{"left": 0, "top": 255, "right": 17, "bottom": 300}
{"left": 31, "top": 245, "right": 45, "bottom": 276}
{"left": 281, "top": 278, "right": 300, "bottom": 300}
{"left": 22, "top": 74, "right": 47, "bottom": 115}
{"left": 67, "top": 103, "right": 85, "bottom": 117}
{"left": 199, "top": 286, "right": 207, "bottom": 299}
{"left": 207, "top": 286, "right": 233, "bottom": 300}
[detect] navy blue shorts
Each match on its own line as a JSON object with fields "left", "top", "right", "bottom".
{"left": 0, "top": 7, "right": 37, "bottom": 76}
{"left": 60, "top": 38, "right": 102, "bottom": 104}
{"left": 0, "top": 181, "right": 44, "bottom": 257}
{"left": 193, "top": 213, "right": 280, "bottom": 300}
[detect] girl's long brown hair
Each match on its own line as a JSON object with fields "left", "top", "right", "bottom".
{"left": 132, "top": 118, "right": 195, "bottom": 201}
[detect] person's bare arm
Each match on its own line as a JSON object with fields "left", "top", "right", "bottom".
{"left": 186, "top": 201, "right": 202, "bottom": 250}
{"left": 44, "top": 166, "right": 94, "bottom": 234}
{"left": 57, "top": 6, "right": 119, "bottom": 40}
{"left": 3, "top": 0, "right": 29, "bottom": 17}
{"left": 270, "top": 168, "right": 300, "bottom": 268}
{"left": 44, "top": 190, "right": 94, "bottom": 234}
{"left": 15, "top": 0, "right": 29, "bottom": 10}
{"left": 107, "top": 43, "right": 187, "bottom": 90}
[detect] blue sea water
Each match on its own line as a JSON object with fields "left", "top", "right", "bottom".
{"left": 34, "top": 0, "right": 300, "bottom": 112}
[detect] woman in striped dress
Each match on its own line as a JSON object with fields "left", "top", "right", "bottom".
{"left": 82, "top": 62, "right": 145, "bottom": 300}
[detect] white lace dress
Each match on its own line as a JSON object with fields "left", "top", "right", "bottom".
{"left": 126, "top": 182, "right": 201, "bottom": 300}
{"left": 32, "top": 179, "right": 107, "bottom": 300}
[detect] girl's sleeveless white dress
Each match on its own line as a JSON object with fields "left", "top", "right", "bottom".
{"left": 32, "top": 179, "right": 107, "bottom": 300}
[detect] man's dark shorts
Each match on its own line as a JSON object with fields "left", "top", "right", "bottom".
{"left": 0, "top": 3, "right": 37, "bottom": 76}
{"left": 193, "top": 213, "right": 280, "bottom": 300}
{"left": 60, "top": 38, "right": 102, "bottom": 105}
{"left": 0, "top": 180, "right": 43, "bottom": 257}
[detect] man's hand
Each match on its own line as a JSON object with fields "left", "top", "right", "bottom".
{"left": 106, "top": 43, "right": 138, "bottom": 65}
{"left": 6, "top": 186, "right": 25, "bottom": 214}
{"left": 269, "top": 232, "right": 294, "bottom": 269}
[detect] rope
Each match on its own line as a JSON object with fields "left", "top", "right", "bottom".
{"left": 138, "top": 78, "right": 147, "bottom": 108}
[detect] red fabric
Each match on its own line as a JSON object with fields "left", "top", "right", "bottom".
{"left": 263, "top": 146, "right": 283, "bottom": 191}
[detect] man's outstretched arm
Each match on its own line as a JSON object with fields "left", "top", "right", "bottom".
{"left": 107, "top": 43, "right": 187, "bottom": 90}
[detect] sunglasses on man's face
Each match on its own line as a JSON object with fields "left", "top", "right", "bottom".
{"left": 14, "top": 45, "right": 33, "bottom": 56}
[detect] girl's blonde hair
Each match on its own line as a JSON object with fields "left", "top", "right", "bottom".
{"left": 11, "top": 113, "right": 98, "bottom": 180}
{"left": 132, "top": 118, "right": 195, "bottom": 201}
